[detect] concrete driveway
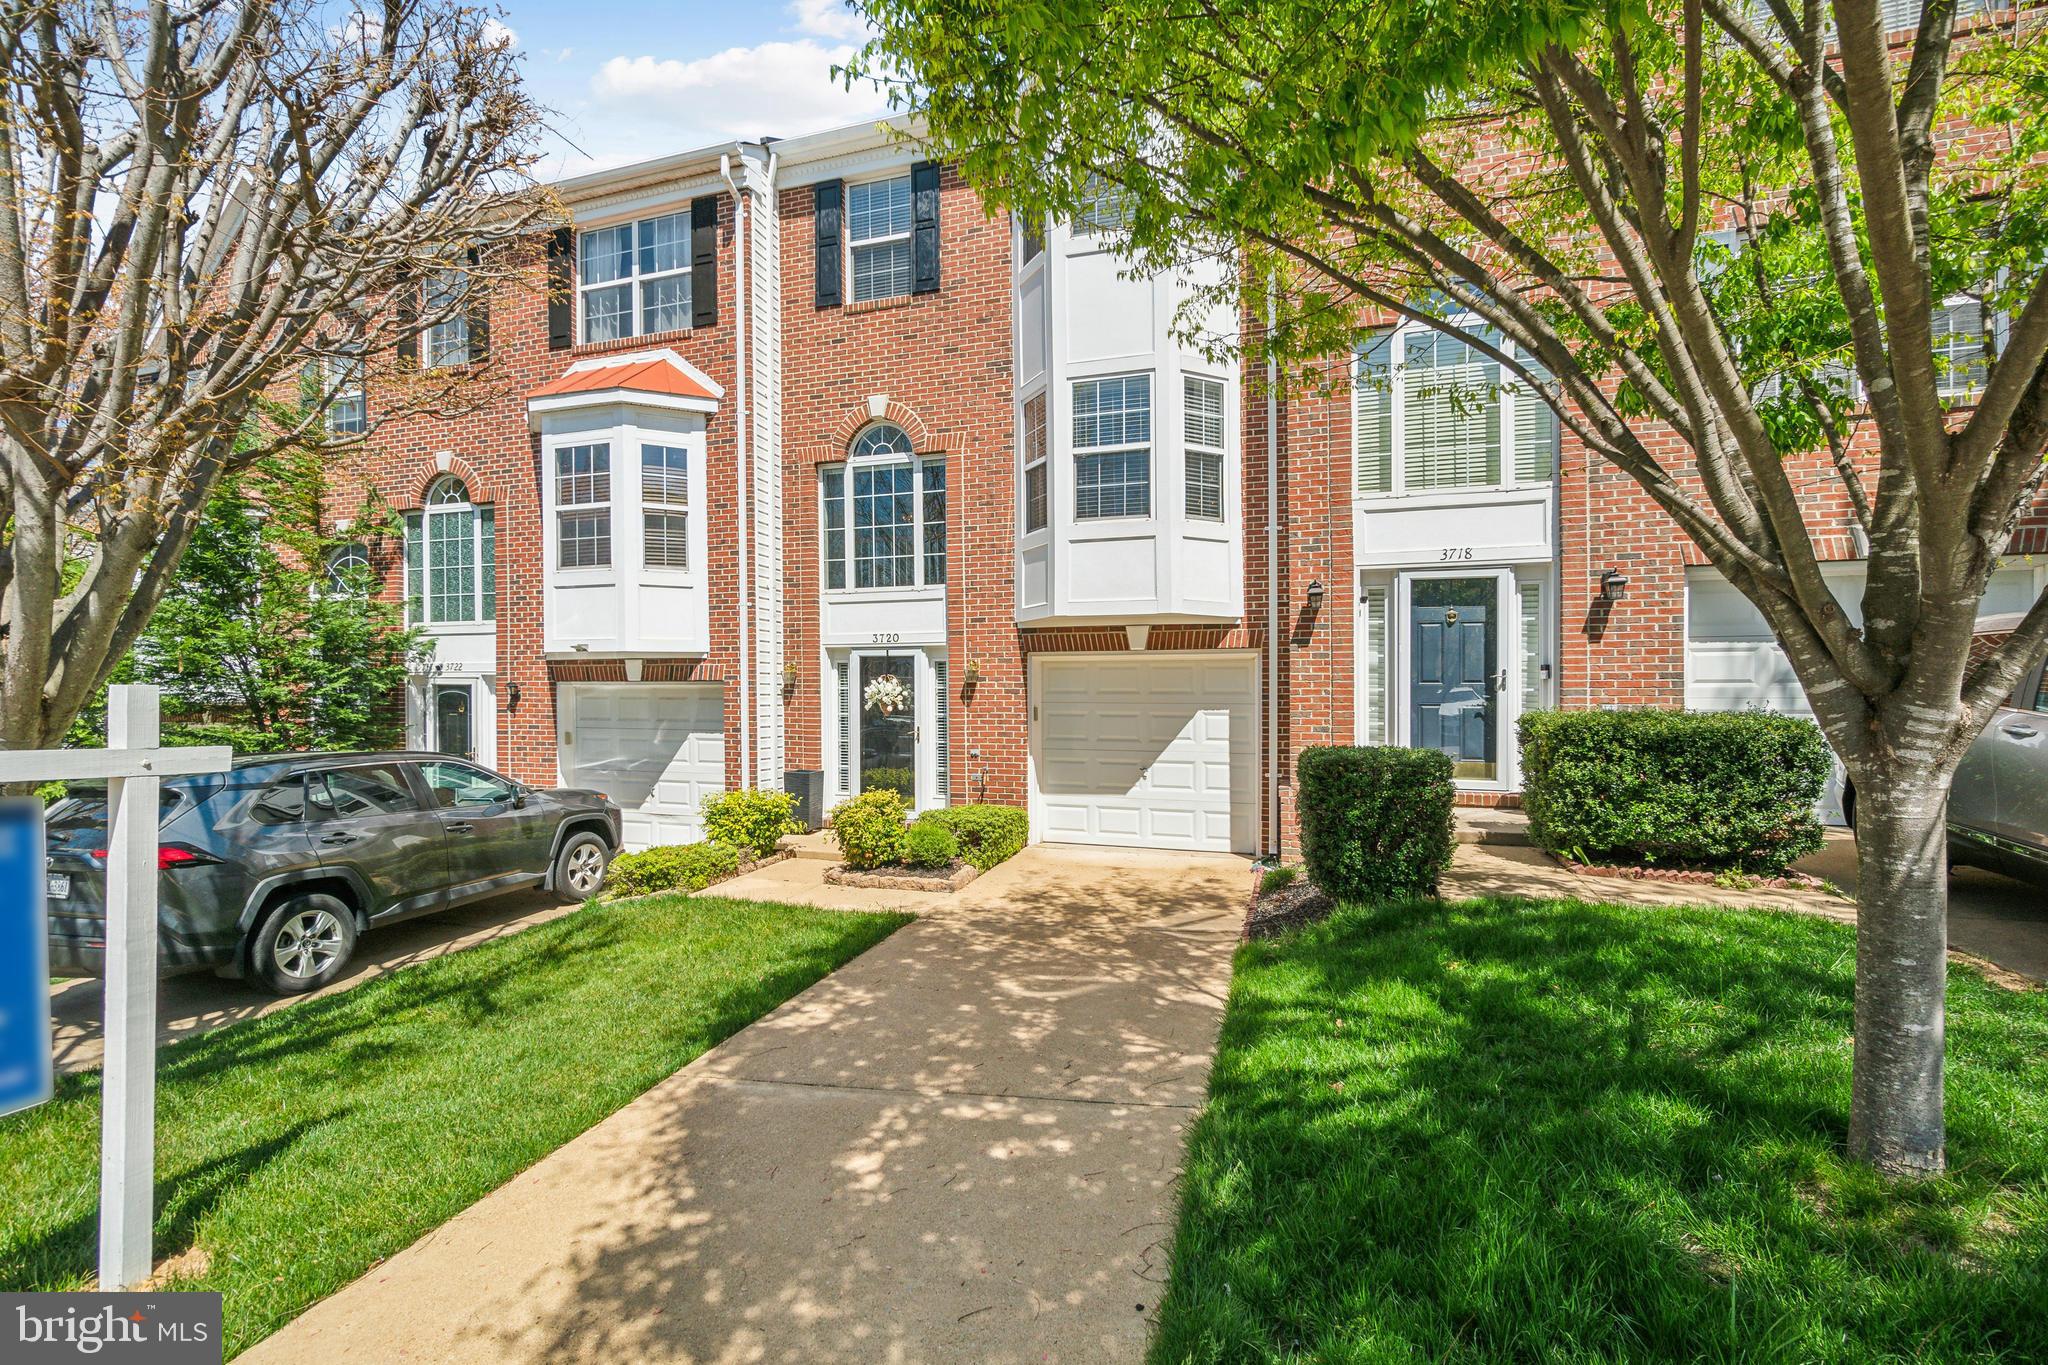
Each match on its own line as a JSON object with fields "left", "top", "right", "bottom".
{"left": 1795, "top": 832, "right": 2048, "bottom": 982}
{"left": 242, "top": 843, "right": 1247, "bottom": 1365}
{"left": 50, "top": 888, "right": 581, "bottom": 1076}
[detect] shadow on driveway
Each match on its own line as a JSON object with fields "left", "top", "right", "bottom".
{"left": 1796, "top": 831, "right": 2047, "bottom": 982}
{"left": 49, "top": 888, "right": 583, "bottom": 1075}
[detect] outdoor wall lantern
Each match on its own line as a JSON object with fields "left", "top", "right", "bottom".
{"left": 1600, "top": 568, "right": 1630, "bottom": 602}
{"left": 1305, "top": 579, "right": 1326, "bottom": 611}
{"left": 962, "top": 660, "right": 983, "bottom": 699}
{"left": 505, "top": 681, "right": 522, "bottom": 710}
{"left": 782, "top": 662, "right": 800, "bottom": 694}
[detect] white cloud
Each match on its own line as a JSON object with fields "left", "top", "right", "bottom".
{"left": 481, "top": 17, "right": 517, "bottom": 50}
{"left": 786, "top": 0, "right": 870, "bottom": 42}
{"left": 591, "top": 39, "right": 893, "bottom": 144}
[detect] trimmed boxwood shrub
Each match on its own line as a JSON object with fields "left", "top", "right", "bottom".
{"left": 605, "top": 840, "right": 743, "bottom": 898}
{"left": 701, "top": 788, "right": 803, "bottom": 859}
{"left": 1296, "top": 746, "right": 1457, "bottom": 902}
{"left": 830, "top": 789, "right": 909, "bottom": 869}
{"left": 1518, "top": 708, "right": 1829, "bottom": 873}
{"left": 903, "top": 818, "right": 961, "bottom": 870}
{"left": 918, "top": 804, "right": 1029, "bottom": 870}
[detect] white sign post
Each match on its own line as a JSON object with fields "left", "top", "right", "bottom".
{"left": 0, "top": 684, "right": 229, "bottom": 1290}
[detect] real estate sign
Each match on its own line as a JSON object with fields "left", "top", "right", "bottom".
{"left": 0, "top": 798, "right": 53, "bottom": 1118}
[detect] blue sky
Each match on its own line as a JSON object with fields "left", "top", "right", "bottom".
{"left": 496, "top": 0, "right": 897, "bottom": 180}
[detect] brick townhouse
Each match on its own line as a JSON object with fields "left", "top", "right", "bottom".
{"left": 326, "top": 95, "right": 2045, "bottom": 856}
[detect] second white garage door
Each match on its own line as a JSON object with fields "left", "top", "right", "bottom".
{"left": 559, "top": 684, "right": 725, "bottom": 851}
{"left": 1032, "top": 653, "right": 1257, "bottom": 854}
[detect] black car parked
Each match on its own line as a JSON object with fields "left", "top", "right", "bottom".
{"left": 45, "top": 752, "right": 622, "bottom": 995}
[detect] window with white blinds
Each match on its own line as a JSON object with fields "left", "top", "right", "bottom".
{"left": 1353, "top": 325, "right": 1556, "bottom": 496}
{"left": 1519, "top": 582, "right": 1546, "bottom": 713}
{"left": 1359, "top": 585, "right": 1388, "bottom": 744}
{"left": 933, "top": 660, "right": 950, "bottom": 801}
{"left": 1930, "top": 297, "right": 1989, "bottom": 397}
{"left": 836, "top": 659, "right": 852, "bottom": 794}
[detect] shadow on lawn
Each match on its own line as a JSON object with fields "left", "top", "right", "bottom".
{"left": 1150, "top": 895, "right": 2048, "bottom": 1363}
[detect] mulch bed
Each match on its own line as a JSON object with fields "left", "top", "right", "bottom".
{"left": 1244, "top": 873, "right": 1338, "bottom": 940}
{"left": 824, "top": 860, "right": 980, "bottom": 893}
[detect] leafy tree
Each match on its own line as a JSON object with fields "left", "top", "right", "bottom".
{"left": 853, "top": 0, "right": 2048, "bottom": 1175}
{"left": 0, "top": 0, "right": 548, "bottom": 755}
{"left": 124, "top": 444, "right": 418, "bottom": 754}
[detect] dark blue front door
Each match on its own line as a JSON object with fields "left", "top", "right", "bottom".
{"left": 1411, "top": 577, "right": 1499, "bottom": 781}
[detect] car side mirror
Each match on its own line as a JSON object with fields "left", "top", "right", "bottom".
{"left": 512, "top": 791, "right": 528, "bottom": 809}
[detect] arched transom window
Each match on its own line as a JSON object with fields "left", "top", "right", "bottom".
{"left": 324, "top": 541, "right": 372, "bottom": 596}
{"left": 405, "top": 475, "right": 496, "bottom": 624}
{"left": 821, "top": 423, "right": 945, "bottom": 591}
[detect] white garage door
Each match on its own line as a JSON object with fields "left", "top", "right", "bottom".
{"left": 560, "top": 684, "right": 725, "bottom": 851}
{"left": 1033, "top": 653, "right": 1256, "bottom": 854}
{"left": 1685, "top": 564, "right": 2039, "bottom": 822}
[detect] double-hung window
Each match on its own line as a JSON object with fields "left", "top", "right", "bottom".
{"left": 322, "top": 355, "right": 365, "bottom": 435}
{"left": 642, "top": 444, "right": 689, "bottom": 570}
{"left": 424, "top": 269, "right": 471, "bottom": 368}
{"left": 847, "top": 176, "right": 913, "bottom": 302}
{"left": 1074, "top": 172, "right": 1132, "bottom": 238}
{"left": 821, "top": 423, "right": 945, "bottom": 590}
{"left": 1931, "top": 297, "right": 1991, "bottom": 398}
{"left": 1073, "top": 374, "right": 1151, "bottom": 520}
{"left": 555, "top": 443, "right": 612, "bottom": 570}
{"left": 405, "top": 476, "right": 494, "bottom": 625}
{"left": 1354, "top": 324, "right": 1557, "bottom": 495}
{"left": 1021, "top": 390, "right": 1048, "bottom": 532}
{"left": 1183, "top": 376, "right": 1225, "bottom": 520}
{"left": 578, "top": 211, "right": 692, "bottom": 344}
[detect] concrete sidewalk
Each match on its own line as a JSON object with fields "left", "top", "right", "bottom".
{"left": 243, "top": 844, "right": 1248, "bottom": 1365}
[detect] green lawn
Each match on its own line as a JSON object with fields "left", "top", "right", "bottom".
{"left": 0, "top": 895, "right": 909, "bottom": 1357}
{"left": 1150, "top": 897, "right": 2048, "bottom": 1363}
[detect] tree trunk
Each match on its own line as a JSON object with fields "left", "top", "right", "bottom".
{"left": 1847, "top": 767, "right": 1950, "bottom": 1176}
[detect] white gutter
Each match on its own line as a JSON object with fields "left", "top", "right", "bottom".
{"left": 1265, "top": 278, "right": 1281, "bottom": 858}
{"left": 722, "top": 150, "right": 752, "bottom": 787}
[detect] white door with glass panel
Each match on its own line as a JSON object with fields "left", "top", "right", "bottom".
{"left": 835, "top": 650, "right": 950, "bottom": 812}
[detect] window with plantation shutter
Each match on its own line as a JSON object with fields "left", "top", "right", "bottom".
{"left": 933, "top": 660, "right": 950, "bottom": 801}
{"left": 835, "top": 660, "right": 852, "bottom": 794}
{"left": 1402, "top": 329, "right": 1500, "bottom": 490}
{"left": 1519, "top": 582, "right": 1545, "bottom": 713}
{"left": 1360, "top": 585, "right": 1388, "bottom": 744}
{"left": 1513, "top": 353, "right": 1559, "bottom": 483}
{"left": 1353, "top": 330, "right": 1392, "bottom": 495}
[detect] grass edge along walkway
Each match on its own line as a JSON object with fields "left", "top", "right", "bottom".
{"left": 0, "top": 894, "right": 911, "bottom": 1358}
{"left": 1148, "top": 895, "right": 2048, "bottom": 1364}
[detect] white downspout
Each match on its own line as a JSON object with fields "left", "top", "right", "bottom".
{"left": 1265, "top": 277, "right": 1281, "bottom": 858}
{"left": 722, "top": 150, "right": 752, "bottom": 787}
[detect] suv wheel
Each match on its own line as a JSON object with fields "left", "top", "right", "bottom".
{"left": 250, "top": 893, "right": 359, "bottom": 996}
{"left": 555, "top": 831, "right": 611, "bottom": 900}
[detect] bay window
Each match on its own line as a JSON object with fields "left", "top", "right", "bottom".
{"left": 405, "top": 476, "right": 494, "bottom": 625}
{"left": 555, "top": 442, "right": 612, "bottom": 570}
{"left": 1183, "top": 375, "right": 1225, "bottom": 520}
{"left": 579, "top": 211, "right": 692, "bottom": 344}
{"left": 1021, "top": 389, "right": 1048, "bottom": 532}
{"left": 642, "top": 444, "right": 689, "bottom": 570}
{"left": 1073, "top": 374, "right": 1150, "bottom": 520}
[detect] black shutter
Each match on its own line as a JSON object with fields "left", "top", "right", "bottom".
{"left": 465, "top": 247, "right": 489, "bottom": 364}
{"left": 545, "top": 227, "right": 574, "bottom": 351}
{"left": 814, "top": 179, "right": 843, "bottom": 308}
{"left": 394, "top": 267, "right": 418, "bottom": 367}
{"left": 691, "top": 196, "right": 718, "bottom": 329}
{"left": 911, "top": 161, "right": 940, "bottom": 295}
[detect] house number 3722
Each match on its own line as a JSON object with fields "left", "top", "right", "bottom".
{"left": 1438, "top": 547, "right": 1474, "bottom": 561}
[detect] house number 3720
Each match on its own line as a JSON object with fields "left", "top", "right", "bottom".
{"left": 1438, "top": 547, "right": 1475, "bottom": 561}
{"left": 871, "top": 632, "right": 901, "bottom": 644}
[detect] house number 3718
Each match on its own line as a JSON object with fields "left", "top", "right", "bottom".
{"left": 1438, "top": 547, "right": 1474, "bottom": 561}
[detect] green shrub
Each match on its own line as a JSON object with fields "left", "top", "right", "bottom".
{"left": 701, "top": 788, "right": 803, "bottom": 859}
{"left": 918, "top": 804, "right": 1028, "bottom": 870}
{"left": 1259, "top": 864, "right": 1300, "bottom": 895}
{"left": 1296, "top": 746, "right": 1456, "bottom": 903}
{"left": 604, "top": 840, "right": 742, "bottom": 898}
{"left": 829, "top": 789, "right": 909, "bottom": 869}
{"left": 1518, "top": 708, "right": 1829, "bottom": 874}
{"left": 903, "top": 819, "right": 961, "bottom": 870}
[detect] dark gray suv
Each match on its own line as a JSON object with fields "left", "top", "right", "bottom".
{"left": 45, "top": 752, "right": 622, "bottom": 995}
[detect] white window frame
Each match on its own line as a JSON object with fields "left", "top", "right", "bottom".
{"left": 406, "top": 476, "right": 494, "bottom": 627}
{"left": 555, "top": 442, "right": 613, "bottom": 571}
{"left": 1353, "top": 320, "right": 1557, "bottom": 499}
{"left": 1073, "top": 171, "right": 1132, "bottom": 238}
{"left": 321, "top": 356, "right": 366, "bottom": 435}
{"left": 1020, "top": 387, "right": 1049, "bottom": 534}
{"left": 1072, "top": 372, "right": 1152, "bottom": 521}
{"left": 1183, "top": 373, "right": 1227, "bottom": 522}
{"left": 641, "top": 443, "right": 690, "bottom": 572}
{"left": 846, "top": 174, "right": 914, "bottom": 304}
{"left": 820, "top": 425, "right": 947, "bottom": 593}
{"left": 423, "top": 268, "right": 471, "bottom": 369}
{"left": 577, "top": 210, "right": 693, "bottom": 345}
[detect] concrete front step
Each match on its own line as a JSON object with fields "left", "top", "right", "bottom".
{"left": 1455, "top": 809, "right": 1533, "bottom": 846}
